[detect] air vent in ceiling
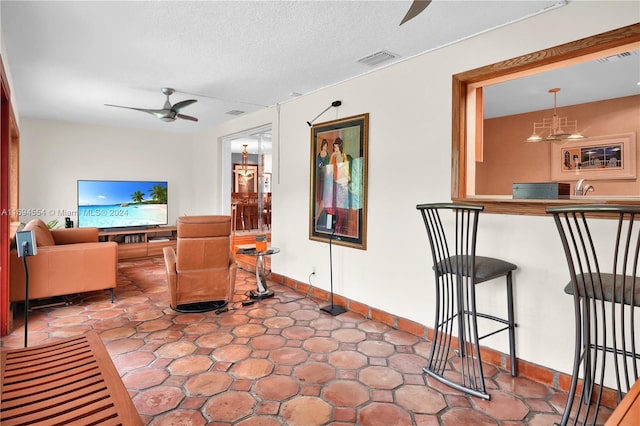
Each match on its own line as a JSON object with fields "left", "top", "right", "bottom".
{"left": 356, "top": 49, "right": 399, "bottom": 67}
{"left": 597, "top": 51, "right": 637, "bottom": 63}
{"left": 226, "top": 109, "right": 245, "bottom": 116}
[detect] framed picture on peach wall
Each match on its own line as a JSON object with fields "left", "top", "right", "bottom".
{"left": 309, "top": 113, "right": 369, "bottom": 250}
{"left": 551, "top": 133, "right": 636, "bottom": 181}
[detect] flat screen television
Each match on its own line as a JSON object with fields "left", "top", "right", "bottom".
{"left": 77, "top": 180, "right": 168, "bottom": 230}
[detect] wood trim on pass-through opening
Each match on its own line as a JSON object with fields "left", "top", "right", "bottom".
{"left": 451, "top": 24, "right": 640, "bottom": 215}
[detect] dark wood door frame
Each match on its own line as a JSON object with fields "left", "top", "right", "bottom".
{"left": 1, "top": 54, "right": 19, "bottom": 336}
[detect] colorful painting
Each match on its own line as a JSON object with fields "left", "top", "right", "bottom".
{"left": 309, "top": 113, "right": 369, "bottom": 250}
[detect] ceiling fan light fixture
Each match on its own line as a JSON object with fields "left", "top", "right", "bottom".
{"left": 105, "top": 88, "right": 199, "bottom": 123}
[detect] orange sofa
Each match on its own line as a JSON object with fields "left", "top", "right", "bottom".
{"left": 10, "top": 219, "right": 118, "bottom": 303}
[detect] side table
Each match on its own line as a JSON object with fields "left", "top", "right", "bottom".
{"left": 236, "top": 247, "right": 280, "bottom": 299}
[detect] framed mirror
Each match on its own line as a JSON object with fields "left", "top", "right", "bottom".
{"left": 452, "top": 23, "right": 640, "bottom": 215}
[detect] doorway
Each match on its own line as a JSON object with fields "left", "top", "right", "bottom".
{"left": 222, "top": 125, "right": 272, "bottom": 235}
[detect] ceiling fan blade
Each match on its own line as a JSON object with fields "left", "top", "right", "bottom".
{"left": 105, "top": 104, "right": 157, "bottom": 114}
{"left": 177, "top": 113, "right": 199, "bottom": 122}
{"left": 105, "top": 103, "right": 141, "bottom": 111}
{"left": 172, "top": 99, "right": 197, "bottom": 112}
{"left": 105, "top": 104, "right": 173, "bottom": 120}
{"left": 400, "top": 0, "right": 432, "bottom": 25}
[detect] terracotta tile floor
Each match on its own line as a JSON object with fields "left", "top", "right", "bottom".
{"left": 1, "top": 257, "right": 578, "bottom": 425}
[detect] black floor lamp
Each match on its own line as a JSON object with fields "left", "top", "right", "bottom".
{"left": 16, "top": 230, "right": 37, "bottom": 347}
{"left": 307, "top": 100, "right": 342, "bottom": 127}
{"left": 320, "top": 219, "right": 346, "bottom": 316}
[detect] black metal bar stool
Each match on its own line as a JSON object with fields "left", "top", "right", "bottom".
{"left": 416, "top": 202, "right": 518, "bottom": 399}
{"left": 547, "top": 205, "right": 640, "bottom": 425}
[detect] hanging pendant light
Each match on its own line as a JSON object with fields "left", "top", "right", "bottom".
{"left": 526, "top": 88, "right": 586, "bottom": 142}
{"left": 233, "top": 144, "right": 254, "bottom": 177}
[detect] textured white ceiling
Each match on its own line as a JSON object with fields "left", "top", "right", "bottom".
{"left": 1, "top": 0, "right": 569, "bottom": 137}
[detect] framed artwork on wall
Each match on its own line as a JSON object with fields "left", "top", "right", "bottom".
{"left": 551, "top": 133, "right": 636, "bottom": 181}
{"left": 309, "top": 113, "right": 369, "bottom": 250}
{"left": 234, "top": 164, "right": 258, "bottom": 193}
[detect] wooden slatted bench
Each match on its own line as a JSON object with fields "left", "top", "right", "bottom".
{"left": 1, "top": 331, "right": 142, "bottom": 425}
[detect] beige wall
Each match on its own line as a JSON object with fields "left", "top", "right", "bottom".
{"left": 478, "top": 95, "right": 640, "bottom": 196}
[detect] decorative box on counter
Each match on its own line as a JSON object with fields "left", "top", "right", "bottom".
{"left": 512, "top": 182, "right": 570, "bottom": 199}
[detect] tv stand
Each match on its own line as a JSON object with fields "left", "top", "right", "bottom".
{"left": 98, "top": 226, "right": 177, "bottom": 260}
{"left": 102, "top": 226, "right": 150, "bottom": 233}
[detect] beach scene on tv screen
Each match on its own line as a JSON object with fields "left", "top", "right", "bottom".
{"left": 78, "top": 180, "right": 168, "bottom": 228}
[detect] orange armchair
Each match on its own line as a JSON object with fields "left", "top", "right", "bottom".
{"left": 163, "top": 215, "right": 237, "bottom": 312}
{"left": 10, "top": 219, "right": 118, "bottom": 303}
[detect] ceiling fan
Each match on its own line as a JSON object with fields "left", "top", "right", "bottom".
{"left": 105, "top": 88, "right": 198, "bottom": 122}
{"left": 400, "top": 0, "right": 432, "bottom": 25}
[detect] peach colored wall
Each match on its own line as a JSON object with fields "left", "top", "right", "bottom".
{"left": 477, "top": 95, "right": 640, "bottom": 196}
